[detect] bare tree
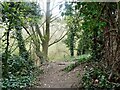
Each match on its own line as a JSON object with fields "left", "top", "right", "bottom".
{"left": 24, "top": 0, "right": 66, "bottom": 64}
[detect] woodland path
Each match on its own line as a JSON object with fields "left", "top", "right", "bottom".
{"left": 35, "top": 61, "right": 85, "bottom": 88}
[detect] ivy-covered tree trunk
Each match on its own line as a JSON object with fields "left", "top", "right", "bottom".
{"left": 69, "top": 26, "right": 75, "bottom": 57}
{"left": 2, "top": 22, "right": 11, "bottom": 78}
{"left": 15, "top": 26, "right": 28, "bottom": 60}
{"left": 92, "top": 27, "right": 98, "bottom": 61}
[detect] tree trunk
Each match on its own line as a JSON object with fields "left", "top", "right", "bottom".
{"left": 2, "top": 22, "right": 11, "bottom": 78}
{"left": 70, "top": 33, "right": 74, "bottom": 56}
{"left": 42, "top": 41, "right": 48, "bottom": 61}
{"left": 15, "top": 26, "right": 28, "bottom": 60}
{"left": 69, "top": 26, "right": 75, "bottom": 57}
{"left": 42, "top": 0, "right": 50, "bottom": 60}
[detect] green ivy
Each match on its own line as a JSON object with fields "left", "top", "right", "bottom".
{"left": 82, "top": 67, "right": 120, "bottom": 89}
{"left": 1, "top": 2, "right": 41, "bottom": 89}
{"left": 2, "top": 55, "right": 35, "bottom": 89}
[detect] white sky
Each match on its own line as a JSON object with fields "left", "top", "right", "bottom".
{"left": 38, "top": 0, "right": 65, "bottom": 16}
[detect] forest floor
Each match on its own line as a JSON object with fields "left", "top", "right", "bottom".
{"left": 34, "top": 61, "right": 86, "bottom": 88}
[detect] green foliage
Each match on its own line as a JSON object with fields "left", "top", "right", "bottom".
{"left": 82, "top": 67, "right": 120, "bottom": 89}
{"left": 63, "top": 2, "right": 106, "bottom": 59}
{"left": 63, "top": 29, "right": 75, "bottom": 56}
{"left": 77, "top": 54, "right": 91, "bottom": 63}
{"left": 62, "top": 2, "right": 120, "bottom": 89}
{"left": 63, "top": 63, "right": 76, "bottom": 72}
{"left": 0, "top": 2, "right": 42, "bottom": 89}
{"left": 2, "top": 55, "right": 35, "bottom": 89}
{"left": 61, "top": 2, "right": 73, "bottom": 16}
{"left": 63, "top": 54, "right": 91, "bottom": 72}
{"left": 2, "top": 75, "right": 33, "bottom": 89}
{"left": 8, "top": 55, "right": 34, "bottom": 75}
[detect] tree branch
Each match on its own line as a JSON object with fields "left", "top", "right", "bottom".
{"left": 50, "top": 0, "right": 64, "bottom": 12}
{"left": 49, "top": 31, "right": 68, "bottom": 47}
{"left": 49, "top": 29, "right": 58, "bottom": 41}
{"left": 35, "top": 23, "right": 44, "bottom": 42}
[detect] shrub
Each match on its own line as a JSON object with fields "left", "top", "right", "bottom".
{"left": 2, "top": 55, "right": 35, "bottom": 89}
{"left": 7, "top": 55, "right": 34, "bottom": 76}
{"left": 82, "top": 67, "right": 120, "bottom": 89}
{"left": 77, "top": 54, "right": 91, "bottom": 63}
{"left": 63, "top": 63, "right": 76, "bottom": 72}
{"left": 2, "top": 75, "right": 33, "bottom": 89}
{"left": 63, "top": 54, "right": 91, "bottom": 72}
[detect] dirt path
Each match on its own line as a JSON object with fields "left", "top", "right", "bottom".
{"left": 35, "top": 61, "right": 85, "bottom": 88}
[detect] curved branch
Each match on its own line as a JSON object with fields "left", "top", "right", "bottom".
{"left": 49, "top": 31, "right": 68, "bottom": 47}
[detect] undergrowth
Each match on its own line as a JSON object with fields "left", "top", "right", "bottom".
{"left": 82, "top": 66, "right": 120, "bottom": 89}
{"left": 1, "top": 54, "right": 43, "bottom": 89}
{"left": 63, "top": 54, "right": 91, "bottom": 72}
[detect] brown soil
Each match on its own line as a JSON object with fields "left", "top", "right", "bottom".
{"left": 34, "top": 61, "right": 85, "bottom": 88}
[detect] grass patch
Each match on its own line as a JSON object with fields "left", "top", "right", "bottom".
{"left": 63, "top": 63, "right": 77, "bottom": 72}
{"left": 76, "top": 54, "right": 91, "bottom": 63}
{"left": 63, "top": 54, "right": 91, "bottom": 72}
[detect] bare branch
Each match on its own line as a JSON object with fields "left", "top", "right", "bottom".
{"left": 50, "top": 11, "right": 62, "bottom": 23}
{"left": 39, "top": 20, "right": 46, "bottom": 28}
{"left": 49, "top": 31, "right": 68, "bottom": 47}
{"left": 49, "top": 29, "right": 58, "bottom": 41}
{"left": 50, "top": 16, "right": 60, "bottom": 23}
{"left": 23, "top": 25, "right": 42, "bottom": 45}
{"left": 50, "top": 0, "right": 64, "bottom": 12}
{"left": 35, "top": 23, "right": 44, "bottom": 42}
{"left": 23, "top": 26, "right": 31, "bottom": 36}
{"left": 50, "top": 10, "right": 62, "bottom": 19}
